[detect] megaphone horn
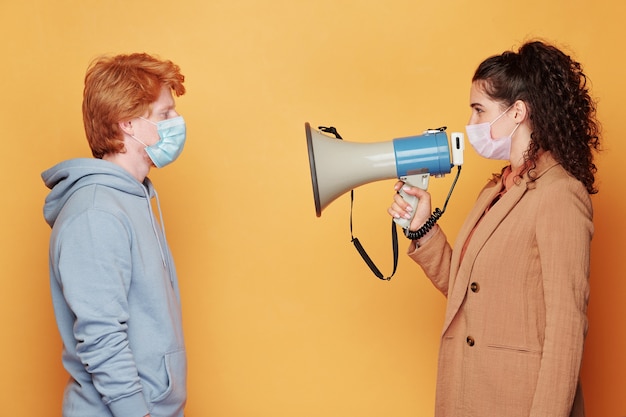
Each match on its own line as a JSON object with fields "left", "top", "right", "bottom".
{"left": 305, "top": 122, "right": 463, "bottom": 228}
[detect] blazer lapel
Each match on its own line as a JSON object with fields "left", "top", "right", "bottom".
{"left": 440, "top": 153, "right": 560, "bottom": 335}
{"left": 441, "top": 175, "right": 528, "bottom": 335}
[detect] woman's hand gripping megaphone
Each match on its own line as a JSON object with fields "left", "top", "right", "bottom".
{"left": 388, "top": 181, "right": 438, "bottom": 244}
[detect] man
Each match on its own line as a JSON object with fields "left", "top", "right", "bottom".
{"left": 42, "top": 53, "right": 187, "bottom": 417}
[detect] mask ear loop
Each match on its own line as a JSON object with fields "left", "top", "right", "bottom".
{"left": 129, "top": 134, "right": 149, "bottom": 148}
{"left": 489, "top": 104, "right": 515, "bottom": 127}
{"left": 508, "top": 122, "right": 521, "bottom": 138}
{"left": 125, "top": 117, "right": 153, "bottom": 148}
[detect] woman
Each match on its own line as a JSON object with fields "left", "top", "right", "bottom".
{"left": 388, "top": 41, "right": 600, "bottom": 417}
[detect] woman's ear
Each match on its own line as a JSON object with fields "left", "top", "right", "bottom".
{"left": 512, "top": 100, "right": 529, "bottom": 123}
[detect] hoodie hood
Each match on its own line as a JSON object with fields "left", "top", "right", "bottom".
{"left": 42, "top": 158, "right": 150, "bottom": 228}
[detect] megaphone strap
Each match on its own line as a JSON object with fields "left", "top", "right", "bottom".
{"left": 350, "top": 190, "right": 399, "bottom": 281}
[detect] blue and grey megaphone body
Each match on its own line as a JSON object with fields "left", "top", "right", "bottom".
{"left": 305, "top": 122, "right": 464, "bottom": 229}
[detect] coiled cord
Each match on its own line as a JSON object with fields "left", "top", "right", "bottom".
{"left": 402, "top": 165, "right": 462, "bottom": 240}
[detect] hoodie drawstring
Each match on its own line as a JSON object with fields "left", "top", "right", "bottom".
{"left": 146, "top": 186, "right": 168, "bottom": 269}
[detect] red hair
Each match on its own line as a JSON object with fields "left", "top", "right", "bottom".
{"left": 82, "top": 53, "right": 185, "bottom": 158}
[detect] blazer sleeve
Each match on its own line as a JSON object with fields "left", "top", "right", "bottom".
{"left": 529, "top": 177, "right": 593, "bottom": 417}
{"left": 407, "top": 226, "right": 453, "bottom": 297}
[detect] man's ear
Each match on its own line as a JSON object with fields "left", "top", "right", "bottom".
{"left": 118, "top": 120, "right": 134, "bottom": 136}
{"left": 512, "top": 100, "right": 529, "bottom": 123}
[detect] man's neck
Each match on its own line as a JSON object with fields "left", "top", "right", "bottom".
{"left": 102, "top": 153, "right": 150, "bottom": 183}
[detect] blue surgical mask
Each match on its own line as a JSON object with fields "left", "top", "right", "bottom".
{"left": 132, "top": 116, "right": 187, "bottom": 168}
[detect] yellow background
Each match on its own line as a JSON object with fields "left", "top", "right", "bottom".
{"left": 1, "top": 0, "right": 624, "bottom": 416}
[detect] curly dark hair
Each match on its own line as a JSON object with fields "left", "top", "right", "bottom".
{"left": 473, "top": 40, "right": 601, "bottom": 194}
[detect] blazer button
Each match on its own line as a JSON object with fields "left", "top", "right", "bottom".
{"left": 470, "top": 282, "right": 480, "bottom": 293}
{"left": 466, "top": 336, "right": 475, "bottom": 347}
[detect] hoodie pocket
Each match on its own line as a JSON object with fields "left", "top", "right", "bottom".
{"left": 151, "top": 349, "right": 187, "bottom": 405}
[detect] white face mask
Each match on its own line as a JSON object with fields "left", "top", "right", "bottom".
{"left": 465, "top": 106, "right": 519, "bottom": 160}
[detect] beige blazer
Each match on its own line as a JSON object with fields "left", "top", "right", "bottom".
{"left": 410, "top": 153, "right": 592, "bottom": 417}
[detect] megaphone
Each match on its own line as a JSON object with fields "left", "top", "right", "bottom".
{"left": 305, "top": 122, "right": 464, "bottom": 229}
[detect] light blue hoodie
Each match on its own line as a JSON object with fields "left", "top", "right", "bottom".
{"left": 42, "top": 158, "right": 186, "bottom": 417}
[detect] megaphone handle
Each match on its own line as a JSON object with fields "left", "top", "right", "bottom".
{"left": 394, "top": 173, "right": 430, "bottom": 230}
